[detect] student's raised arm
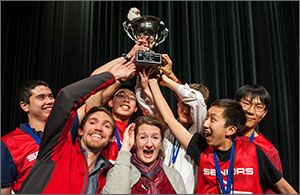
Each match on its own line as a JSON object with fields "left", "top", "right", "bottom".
{"left": 85, "top": 39, "right": 148, "bottom": 112}
{"left": 148, "top": 77, "right": 193, "bottom": 149}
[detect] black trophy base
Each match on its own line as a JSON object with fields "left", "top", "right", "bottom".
{"left": 134, "top": 50, "right": 163, "bottom": 78}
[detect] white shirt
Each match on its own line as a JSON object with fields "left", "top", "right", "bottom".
{"left": 135, "top": 81, "right": 207, "bottom": 193}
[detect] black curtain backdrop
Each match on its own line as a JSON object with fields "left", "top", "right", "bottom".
{"left": 1, "top": 1, "right": 298, "bottom": 191}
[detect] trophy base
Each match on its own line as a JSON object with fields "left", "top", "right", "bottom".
{"left": 134, "top": 51, "right": 163, "bottom": 78}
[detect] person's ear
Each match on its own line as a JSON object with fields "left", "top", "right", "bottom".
{"left": 78, "top": 128, "right": 84, "bottom": 136}
{"left": 225, "top": 126, "right": 237, "bottom": 137}
{"left": 133, "top": 106, "right": 138, "bottom": 113}
{"left": 20, "top": 101, "right": 29, "bottom": 113}
{"left": 261, "top": 109, "right": 268, "bottom": 119}
{"left": 108, "top": 99, "right": 113, "bottom": 108}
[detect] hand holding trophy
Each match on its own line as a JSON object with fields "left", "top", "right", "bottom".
{"left": 123, "top": 7, "right": 169, "bottom": 74}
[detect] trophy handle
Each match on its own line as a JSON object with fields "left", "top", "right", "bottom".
{"left": 155, "top": 26, "right": 169, "bottom": 47}
{"left": 122, "top": 21, "right": 138, "bottom": 43}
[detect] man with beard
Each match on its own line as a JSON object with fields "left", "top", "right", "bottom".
{"left": 19, "top": 59, "right": 136, "bottom": 194}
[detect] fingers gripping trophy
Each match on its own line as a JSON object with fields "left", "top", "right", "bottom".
{"left": 123, "top": 8, "right": 169, "bottom": 73}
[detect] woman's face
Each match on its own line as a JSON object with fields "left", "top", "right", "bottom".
{"left": 135, "top": 124, "right": 162, "bottom": 168}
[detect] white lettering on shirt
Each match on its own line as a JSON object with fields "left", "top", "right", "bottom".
{"left": 27, "top": 151, "right": 38, "bottom": 162}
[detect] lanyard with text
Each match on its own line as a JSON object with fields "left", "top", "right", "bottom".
{"left": 249, "top": 131, "right": 255, "bottom": 142}
{"left": 26, "top": 124, "right": 41, "bottom": 145}
{"left": 172, "top": 138, "right": 181, "bottom": 164}
{"left": 213, "top": 141, "right": 235, "bottom": 194}
{"left": 115, "top": 127, "right": 122, "bottom": 151}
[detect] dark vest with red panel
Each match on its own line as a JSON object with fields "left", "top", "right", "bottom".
{"left": 1, "top": 127, "right": 39, "bottom": 193}
{"left": 197, "top": 141, "right": 262, "bottom": 194}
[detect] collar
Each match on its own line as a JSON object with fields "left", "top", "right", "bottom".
{"left": 77, "top": 137, "right": 113, "bottom": 170}
{"left": 20, "top": 123, "right": 43, "bottom": 139}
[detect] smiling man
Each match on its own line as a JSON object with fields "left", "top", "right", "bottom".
{"left": 234, "top": 84, "right": 283, "bottom": 194}
{"left": 100, "top": 85, "right": 138, "bottom": 164}
{"left": 1, "top": 80, "right": 54, "bottom": 194}
{"left": 19, "top": 58, "right": 136, "bottom": 194}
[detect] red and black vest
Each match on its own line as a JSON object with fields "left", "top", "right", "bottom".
{"left": 197, "top": 141, "right": 262, "bottom": 194}
{"left": 1, "top": 127, "right": 39, "bottom": 193}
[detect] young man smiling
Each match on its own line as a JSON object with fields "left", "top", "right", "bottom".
{"left": 148, "top": 76, "right": 297, "bottom": 194}
{"left": 100, "top": 85, "right": 139, "bottom": 163}
{"left": 1, "top": 80, "right": 54, "bottom": 194}
{"left": 234, "top": 84, "right": 283, "bottom": 193}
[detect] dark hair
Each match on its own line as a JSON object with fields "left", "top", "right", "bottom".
{"left": 134, "top": 116, "right": 166, "bottom": 157}
{"left": 17, "top": 80, "right": 50, "bottom": 103}
{"left": 80, "top": 106, "right": 115, "bottom": 136}
{"left": 234, "top": 84, "right": 271, "bottom": 110}
{"left": 211, "top": 99, "right": 247, "bottom": 137}
{"left": 189, "top": 83, "right": 210, "bottom": 103}
{"left": 113, "top": 84, "right": 135, "bottom": 96}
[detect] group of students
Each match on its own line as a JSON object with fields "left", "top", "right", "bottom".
{"left": 1, "top": 39, "right": 298, "bottom": 194}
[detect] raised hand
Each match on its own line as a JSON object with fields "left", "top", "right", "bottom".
{"left": 121, "top": 123, "right": 136, "bottom": 152}
{"left": 158, "top": 54, "right": 179, "bottom": 82}
{"left": 138, "top": 68, "right": 155, "bottom": 102}
{"left": 110, "top": 59, "right": 136, "bottom": 81}
{"left": 127, "top": 38, "right": 149, "bottom": 59}
{"left": 159, "top": 54, "right": 173, "bottom": 77}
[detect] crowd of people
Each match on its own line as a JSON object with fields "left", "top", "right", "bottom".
{"left": 1, "top": 39, "right": 298, "bottom": 194}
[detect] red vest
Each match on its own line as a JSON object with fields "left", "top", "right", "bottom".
{"left": 101, "top": 120, "right": 127, "bottom": 163}
{"left": 1, "top": 127, "right": 39, "bottom": 193}
{"left": 197, "top": 141, "right": 262, "bottom": 194}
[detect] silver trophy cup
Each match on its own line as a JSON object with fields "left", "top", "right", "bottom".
{"left": 123, "top": 15, "right": 169, "bottom": 72}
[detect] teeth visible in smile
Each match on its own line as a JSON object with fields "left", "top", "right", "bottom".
{"left": 91, "top": 134, "right": 102, "bottom": 139}
{"left": 121, "top": 105, "right": 129, "bottom": 109}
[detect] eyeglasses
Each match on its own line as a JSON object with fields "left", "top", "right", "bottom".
{"left": 114, "top": 92, "right": 136, "bottom": 101}
{"left": 240, "top": 100, "right": 266, "bottom": 113}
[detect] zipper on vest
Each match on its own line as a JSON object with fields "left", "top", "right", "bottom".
{"left": 81, "top": 151, "right": 88, "bottom": 194}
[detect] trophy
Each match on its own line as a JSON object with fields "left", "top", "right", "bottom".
{"left": 123, "top": 8, "right": 169, "bottom": 72}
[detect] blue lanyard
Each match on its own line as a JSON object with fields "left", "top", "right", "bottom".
{"left": 115, "top": 127, "right": 122, "bottom": 151}
{"left": 213, "top": 141, "right": 235, "bottom": 194}
{"left": 249, "top": 131, "right": 255, "bottom": 142}
{"left": 172, "top": 139, "right": 181, "bottom": 164}
{"left": 25, "top": 124, "right": 41, "bottom": 145}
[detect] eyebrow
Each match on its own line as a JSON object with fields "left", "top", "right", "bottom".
{"left": 88, "top": 118, "right": 113, "bottom": 125}
{"left": 209, "top": 113, "right": 219, "bottom": 118}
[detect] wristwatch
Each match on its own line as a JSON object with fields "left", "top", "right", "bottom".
{"left": 121, "top": 53, "right": 130, "bottom": 62}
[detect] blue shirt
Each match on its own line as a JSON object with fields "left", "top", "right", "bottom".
{"left": 80, "top": 142, "right": 105, "bottom": 194}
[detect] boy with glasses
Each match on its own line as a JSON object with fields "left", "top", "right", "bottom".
{"left": 234, "top": 84, "right": 282, "bottom": 194}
